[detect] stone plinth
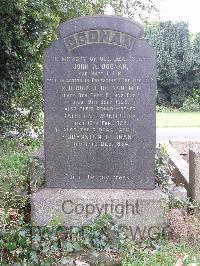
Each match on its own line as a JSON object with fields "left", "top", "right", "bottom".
{"left": 31, "top": 188, "right": 168, "bottom": 240}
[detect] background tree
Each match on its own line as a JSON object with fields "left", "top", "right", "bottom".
{"left": 146, "top": 21, "right": 200, "bottom": 107}
{"left": 0, "top": 0, "right": 106, "bottom": 135}
{"left": 190, "top": 32, "right": 200, "bottom": 89}
{"left": 108, "top": 0, "right": 158, "bottom": 21}
{"left": 145, "top": 21, "right": 195, "bottom": 107}
{"left": 0, "top": 0, "right": 158, "bottom": 135}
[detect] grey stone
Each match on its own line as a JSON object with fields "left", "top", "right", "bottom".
{"left": 31, "top": 188, "right": 168, "bottom": 240}
{"left": 29, "top": 145, "right": 45, "bottom": 193}
{"left": 33, "top": 145, "right": 44, "bottom": 160}
{"left": 189, "top": 148, "right": 200, "bottom": 202}
{"left": 168, "top": 186, "right": 188, "bottom": 201}
{"left": 75, "top": 260, "right": 90, "bottom": 266}
{"left": 70, "top": 250, "right": 121, "bottom": 266}
{"left": 57, "top": 250, "right": 121, "bottom": 266}
{"left": 166, "top": 143, "right": 189, "bottom": 190}
{"left": 43, "top": 15, "right": 156, "bottom": 189}
{"left": 60, "top": 258, "right": 75, "bottom": 266}
{"left": 58, "top": 15, "right": 144, "bottom": 39}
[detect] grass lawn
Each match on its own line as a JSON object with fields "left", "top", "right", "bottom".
{"left": 156, "top": 112, "right": 200, "bottom": 128}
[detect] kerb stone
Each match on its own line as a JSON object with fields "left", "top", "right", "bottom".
{"left": 189, "top": 148, "right": 200, "bottom": 202}
{"left": 166, "top": 143, "right": 189, "bottom": 190}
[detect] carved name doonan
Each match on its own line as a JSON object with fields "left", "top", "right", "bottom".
{"left": 64, "top": 30, "right": 136, "bottom": 51}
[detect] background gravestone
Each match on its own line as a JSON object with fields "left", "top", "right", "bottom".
{"left": 44, "top": 15, "right": 156, "bottom": 189}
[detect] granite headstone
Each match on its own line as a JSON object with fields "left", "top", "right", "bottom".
{"left": 44, "top": 15, "right": 156, "bottom": 189}
{"left": 32, "top": 16, "right": 168, "bottom": 240}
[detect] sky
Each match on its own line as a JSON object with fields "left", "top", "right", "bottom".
{"left": 105, "top": 0, "right": 200, "bottom": 33}
{"left": 158, "top": 0, "right": 200, "bottom": 33}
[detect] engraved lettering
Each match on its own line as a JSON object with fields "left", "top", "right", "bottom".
{"left": 64, "top": 36, "right": 77, "bottom": 50}
{"left": 64, "top": 30, "right": 136, "bottom": 51}
{"left": 88, "top": 30, "right": 99, "bottom": 42}
{"left": 77, "top": 32, "right": 87, "bottom": 45}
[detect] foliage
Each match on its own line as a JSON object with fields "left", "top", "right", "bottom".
{"left": 0, "top": 204, "right": 132, "bottom": 265}
{"left": 182, "top": 88, "right": 200, "bottom": 112}
{"left": 0, "top": 0, "right": 106, "bottom": 135}
{"left": 0, "top": 0, "right": 53, "bottom": 134}
{"left": 0, "top": 211, "right": 32, "bottom": 265}
{"left": 0, "top": 136, "right": 38, "bottom": 264}
{"left": 169, "top": 195, "right": 200, "bottom": 213}
{"left": 1, "top": 137, "right": 200, "bottom": 265}
{"left": 156, "top": 105, "right": 180, "bottom": 113}
{"left": 190, "top": 33, "right": 200, "bottom": 89}
{"left": 155, "top": 144, "right": 200, "bottom": 214}
{"left": 145, "top": 21, "right": 200, "bottom": 107}
{"left": 30, "top": 215, "right": 131, "bottom": 265}
{"left": 121, "top": 240, "right": 200, "bottom": 266}
{"left": 155, "top": 144, "right": 173, "bottom": 192}
{"left": 2, "top": 210, "right": 199, "bottom": 265}
{"left": 0, "top": 136, "right": 41, "bottom": 209}
{"left": 108, "top": 0, "right": 158, "bottom": 21}
{"left": 1, "top": 212, "right": 199, "bottom": 265}
{"left": 0, "top": 0, "right": 158, "bottom": 136}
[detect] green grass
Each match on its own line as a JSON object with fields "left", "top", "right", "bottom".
{"left": 0, "top": 137, "right": 41, "bottom": 208}
{"left": 156, "top": 112, "right": 200, "bottom": 127}
{"left": 122, "top": 240, "right": 200, "bottom": 266}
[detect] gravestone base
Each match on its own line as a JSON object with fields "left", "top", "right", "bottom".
{"left": 31, "top": 188, "right": 168, "bottom": 240}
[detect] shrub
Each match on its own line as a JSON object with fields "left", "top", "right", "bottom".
{"left": 182, "top": 88, "right": 200, "bottom": 112}
{"left": 156, "top": 105, "right": 180, "bottom": 112}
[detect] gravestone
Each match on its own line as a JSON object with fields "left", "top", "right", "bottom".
{"left": 32, "top": 15, "right": 168, "bottom": 240}
{"left": 44, "top": 16, "right": 156, "bottom": 189}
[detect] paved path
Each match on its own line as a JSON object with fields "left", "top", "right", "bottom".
{"left": 156, "top": 128, "right": 200, "bottom": 142}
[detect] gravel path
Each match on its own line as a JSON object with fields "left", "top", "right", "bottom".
{"left": 156, "top": 128, "right": 200, "bottom": 142}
